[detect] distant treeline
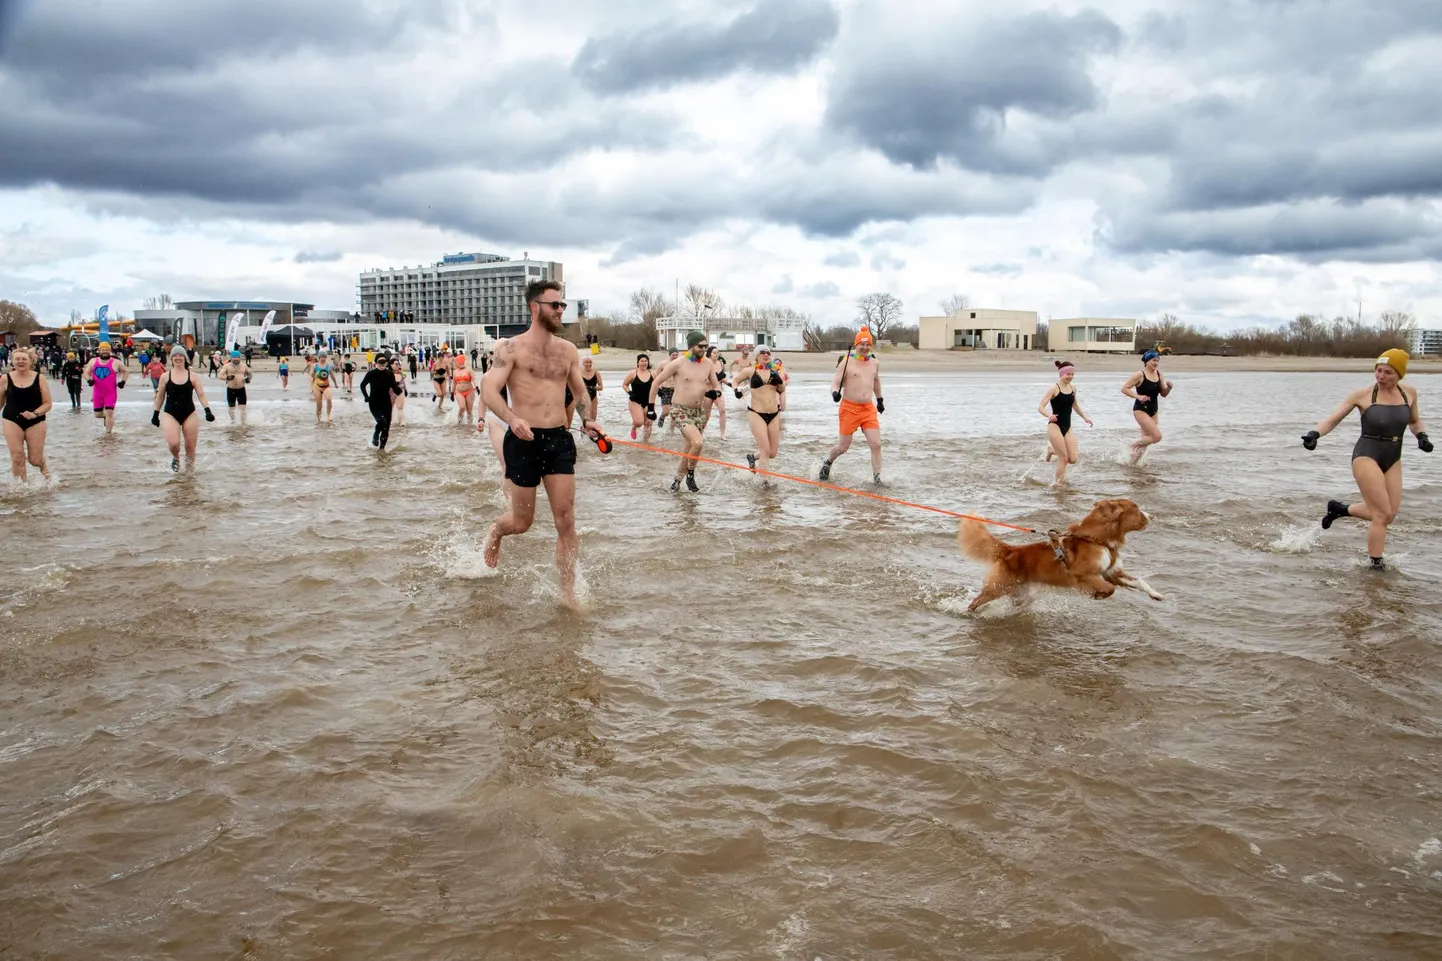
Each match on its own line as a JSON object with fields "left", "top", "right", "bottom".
{"left": 1132, "top": 312, "right": 1419, "bottom": 357}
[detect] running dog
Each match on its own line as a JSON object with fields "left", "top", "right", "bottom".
{"left": 958, "top": 498, "right": 1164, "bottom": 611}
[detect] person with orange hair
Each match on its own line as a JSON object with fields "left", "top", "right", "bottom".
{"left": 1303, "top": 348, "right": 1430, "bottom": 569}
{"left": 819, "top": 327, "right": 885, "bottom": 485}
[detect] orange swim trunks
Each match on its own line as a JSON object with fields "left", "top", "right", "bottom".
{"left": 838, "top": 398, "right": 879, "bottom": 434}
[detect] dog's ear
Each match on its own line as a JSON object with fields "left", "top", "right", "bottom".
{"left": 1093, "top": 499, "right": 1121, "bottom": 516}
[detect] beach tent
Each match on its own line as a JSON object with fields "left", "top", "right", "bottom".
{"left": 130, "top": 329, "right": 163, "bottom": 341}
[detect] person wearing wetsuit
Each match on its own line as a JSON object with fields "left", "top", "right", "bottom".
{"left": 0, "top": 348, "right": 53, "bottom": 482}
{"left": 1037, "top": 360, "right": 1094, "bottom": 486}
{"left": 1303, "top": 348, "right": 1431, "bottom": 569}
{"left": 742, "top": 345, "right": 786, "bottom": 480}
{"left": 61, "top": 352, "right": 84, "bottom": 409}
{"left": 620, "top": 353, "right": 654, "bottom": 443}
{"left": 151, "top": 345, "right": 214, "bottom": 472}
{"left": 1121, "top": 349, "right": 1172, "bottom": 464}
{"left": 360, "top": 353, "right": 400, "bottom": 450}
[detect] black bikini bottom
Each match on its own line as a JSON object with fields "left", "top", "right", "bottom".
{"left": 748, "top": 408, "right": 779, "bottom": 424}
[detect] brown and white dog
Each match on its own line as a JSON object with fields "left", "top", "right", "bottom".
{"left": 958, "top": 498, "right": 1164, "bottom": 611}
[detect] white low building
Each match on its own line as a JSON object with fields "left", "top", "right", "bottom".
{"left": 918, "top": 308, "right": 1038, "bottom": 350}
{"left": 1052, "top": 318, "right": 1138, "bottom": 353}
{"left": 655, "top": 314, "right": 806, "bottom": 352}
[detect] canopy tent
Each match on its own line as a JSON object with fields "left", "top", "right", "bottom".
{"left": 129, "top": 329, "right": 163, "bottom": 341}
{"left": 265, "top": 324, "right": 314, "bottom": 338}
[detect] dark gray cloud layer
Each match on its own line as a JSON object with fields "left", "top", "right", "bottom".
{"left": 572, "top": 0, "right": 839, "bottom": 94}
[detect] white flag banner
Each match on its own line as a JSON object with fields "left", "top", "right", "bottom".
{"left": 257, "top": 309, "right": 276, "bottom": 342}
{"left": 225, "top": 312, "right": 245, "bottom": 353}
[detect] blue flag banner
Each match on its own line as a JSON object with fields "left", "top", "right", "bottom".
{"left": 97, "top": 304, "right": 110, "bottom": 344}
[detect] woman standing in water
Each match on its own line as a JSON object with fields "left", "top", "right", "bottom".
{"left": 0, "top": 348, "right": 53, "bottom": 483}
{"left": 151, "top": 345, "right": 214, "bottom": 472}
{"left": 1121, "top": 349, "right": 1172, "bottom": 463}
{"left": 574, "top": 356, "right": 603, "bottom": 428}
{"left": 621, "top": 353, "right": 654, "bottom": 442}
{"left": 1302, "top": 348, "right": 1431, "bottom": 570}
{"left": 451, "top": 354, "right": 477, "bottom": 426}
{"left": 390, "top": 356, "right": 408, "bottom": 426}
{"left": 1038, "top": 360, "right": 1093, "bottom": 485}
{"left": 704, "top": 345, "right": 728, "bottom": 439}
{"left": 742, "top": 346, "right": 785, "bottom": 481}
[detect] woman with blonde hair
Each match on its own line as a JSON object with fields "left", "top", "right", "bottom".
{"left": 151, "top": 345, "right": 214, "bottom": 472}
{"left": 0, "top": 348, "right": 53, "bottom": 482}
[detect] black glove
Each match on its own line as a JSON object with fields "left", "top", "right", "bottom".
{"left": 203, "top": 407, "right": 215, "bottom": 422}
{"left": 245, "top": 374, "right": 252, "bottom": 383}
{"left": 876, "top": 397, "right": 885, "bottom": 414}
{"left": 1301, "top": 430, "right": 1319, "bottom": 450}
{"left": 769, "top": 371, "right": 784, "bottom": 387}
{"left": 734, "top": 389, "right": 743, "bottom": 399}
{"left": 645, "top": 404, "right": 656, "bottom": 421}
{"left": 151, "top": 410, "right": 160, "bottom": 427}
{"left": 87, "top": 378, "right": 94, "bottom": 386}
{"left": 1419, "top": 432, "right": 1433, "bottom": 453}
{"left": 831, "top": 390, "right": 841, "bottom": 403}
{"left": 117, "top": 381, "right": 125, "bottom": 389}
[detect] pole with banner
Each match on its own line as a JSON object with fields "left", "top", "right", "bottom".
{"left": 224, "top": 312, "right": 244, "bottom": 353}
{"left": 257, "top": 309, "right": 276, "bottom": 348}
{"left": 97, "top": 305, "right": 110, "bottom": 345}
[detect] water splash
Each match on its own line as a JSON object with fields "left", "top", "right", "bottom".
{"left": 1266, "top": 524, "right": 1322, "bottom": 553}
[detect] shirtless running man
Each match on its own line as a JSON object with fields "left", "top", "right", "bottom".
{"left": 649, "top": 330, "right": 716, "bottom": 492}
{"left": 219, "top": 349, "right": 252, "bottom": 425}
{"left": 819, "top": 327, "right": 886, "bottom": 484}
{"left": 481, "top": 281, "right": 601, "bottom": 606}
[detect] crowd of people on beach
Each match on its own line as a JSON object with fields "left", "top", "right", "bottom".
{"left": 1, "top": 279, "right": 1431, "bottom": 603}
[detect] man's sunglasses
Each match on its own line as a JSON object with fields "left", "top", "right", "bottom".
{"left": 538, "top": 300, "right": 567, "bottom": 311}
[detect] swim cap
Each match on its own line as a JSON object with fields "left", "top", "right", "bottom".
{"left": 854, "top": 327, "right": 874, "bottom": 347}
{"left": 170, "top": 345, "right": 187, "bottom": 359}
{"left": 1141, "top": 349, "right": 1160, "bottom": 363}
{"left": 230, "top": 350, "right": 241, "bottom": 358}
{"left": 686, "top": 330, "right": 706, "bottom": 348}
{"left": 1376, "top": 348, "right": 1408, "bottom": 379}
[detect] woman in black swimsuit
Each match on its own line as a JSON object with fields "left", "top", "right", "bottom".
{"left": 1037, "top": 360, "right": 1093, "bottom": 486}
{"left": 620, "top": 353, "right": 654, "bottom": 442}
{"left": 742, "top": 346, "right": 785, "bottom": 478}
{"left": 572, "top": 357, "right": 603, "bottom": 429}
{"left": 1121, "top": 349, "right": 1172, "bottom": 464}
{"left": 703, "top": 346, "right": 728, "bottom": 440}
{"left": 151, "top": 345, "right": 214, "bottom": 472}
{"left": 0, "top": 348, "right": 53, "bottom": 483}
{"left": 1302, "top": 348, "right": 1431, "bottom": 568}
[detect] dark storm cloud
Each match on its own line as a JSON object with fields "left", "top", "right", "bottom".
{"left": 823, "top": 9, "right": 1122, "bottom": 173}
{"left": 294, "top": 251, "right": 342, "bottom": 264}
{"left": 571, "top": 0, "right": 839, "bottom": 94}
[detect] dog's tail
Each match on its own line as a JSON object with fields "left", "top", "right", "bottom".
{"left": 957, "top": 519, "right": 1010, "bottom": 563}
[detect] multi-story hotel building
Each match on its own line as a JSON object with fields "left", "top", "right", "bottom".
{"left": 357, "top": 252, "right": 573, "bottom": 338}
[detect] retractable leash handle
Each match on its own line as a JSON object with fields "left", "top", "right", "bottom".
{"left": 571, "top": 426, "right": 613, "bottom": 454}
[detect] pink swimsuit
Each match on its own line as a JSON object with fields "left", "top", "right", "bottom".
{"left": 92, "top": 358, "right": 120, "bottom": 410}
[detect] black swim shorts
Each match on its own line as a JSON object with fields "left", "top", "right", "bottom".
{"left": 226, "top": 386, "right": 247, "bottom": 407}
{"left": 502, "top": 426, "right": 576, "bottom": 488}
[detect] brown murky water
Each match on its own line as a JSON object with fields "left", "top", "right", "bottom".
{"left": 2, "top": 370, "right": 1440, "bottom": 960}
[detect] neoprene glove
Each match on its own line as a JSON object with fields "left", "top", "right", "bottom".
{"left": 831, "top": 390, "right": 842, "bottom": 403}
{"left": 151, "top": 411, "right": 160, "bottom": 427}
{"left": 203, "top": 407, "right": 215, "bottom": 422}
{"left": 1301, "top": 430, "right": 1320, "bottom": 450}
{"left": 87, "top": 378, "right": 94, "bottom": 386}
{"left": 1419, "top": 432, "right": 1433, "bottom": 453}
{"left": 117, "top": 382, "right": 125, "bottom": 389}
{"left": 734, "top": 388, "right": 743, "bottom": 399}
{"left": 769, "top": 371, "right": 784, "bottom": 387}
{"left": 645, "top": 404, "right": 656, "bottom": 421}
{"left": 876, "top": 397, "right": 886, "bottom": 414}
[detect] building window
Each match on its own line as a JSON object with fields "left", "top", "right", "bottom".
{"left": 1069, "top": 326, "right": 1086, "bottom": 342}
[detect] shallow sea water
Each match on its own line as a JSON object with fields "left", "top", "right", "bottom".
{"left": 1, "top": 369, "right": 1440, "bottom": 960}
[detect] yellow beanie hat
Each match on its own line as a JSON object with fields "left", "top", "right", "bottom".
{"left": 1376, "top": 348, "right": 1408, "bottom": 379}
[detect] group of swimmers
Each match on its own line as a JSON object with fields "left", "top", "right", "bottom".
{"left": 0, "top": 287, "right": 1431, "bottom": 594}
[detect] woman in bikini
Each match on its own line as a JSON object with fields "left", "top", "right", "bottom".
{"left": 743, "top": 346, "right": 785, "bottom": 480}
{"left": 451, "top": 355, "right": 477, "bottom": 426}
{"left": 620, "top": 353, "right": 654, "bottom": 442}
{"left": 151, "top": 345, "right": 214, "bottom": 472}
{"left": 702, "top": 345, "right": 728, "bottom": 439}
{"left": 1121, "top": 349, "right": 1172, "bottom": 463}
{"left": 1038, "top": 359, "right": 1093, "bottom": 486}
{"left": 1303, "top": 348, "right": 1431, "bottom": 569}
{"left": 0, "top": 348, "right": 54, "bottom": 483}
{"left": 390, "top": 356, "right": 408, "bottom": 426}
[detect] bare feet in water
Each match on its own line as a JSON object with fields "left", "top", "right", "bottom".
{"left": 483, "top": 524, "right": 501, "bottom": 567}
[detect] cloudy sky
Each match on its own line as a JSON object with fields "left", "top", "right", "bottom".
{"left": 3, "top": 0, "right": 1441, "bottom": 330}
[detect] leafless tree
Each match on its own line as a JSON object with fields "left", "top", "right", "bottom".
{"left": 142, "top": 296, "right": 158, "bottom": 310}
{"left": 69, "top": 309, "right": 84, "bottom": 325}
{"left": 159, "top": 294, "right": 173, "bottom": 309}
{"left": 681, "top": 283, "right": 724, "bottom": 318}
{"left": 856, "top": 292, "right": 904, "bottom": 342}
{"left": 629, "top": 288, "right": 672, "bottom": 325}
{"left": 939, "top": 293, "right": 971, "bottom": 316}
{"left": 1379, "top": 310, "right": 1416, "bottom": 334}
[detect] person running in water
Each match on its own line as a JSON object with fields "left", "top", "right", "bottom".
{"left": 390, "top": 356, "right": 408, "bottom": 426}
{"left": 649, "top": 331, "right": 717, "bottom": 492}
{"left": 309, "top": 349, "right": 337, "bottom": 423}
{"left": 341, "top": 354, "right": 356, "bottom": 394}
{"left": 820, "top": 328, "right": 886, "bottom": 484}
{"left": 219, "top": 349, "right": 252, "bottom": 425}
{"left": 575, "top": 356, "right": 603, "bottom": 428}
{"left": 151, "top": 345, "right": 214, "bottom": 471}
{"left": 278, "top": 355, "right": 290, "bottom": 390}
{"left": 451, "top": 354, "right": 478, "bottom": 427}
{"left": 1038, "top": 360, "right": 1093, "bottom": 486}
{"left": 1, "top": 348, "right": 53, "bottom": 483}
{"left": 1303, "top": 348, "right": 1431, "bottom": 570}
{"left": 146, "top": 352, "right": 166, "bottom": 392}
{"left": 1122, "top": 349, "right": 1172, "bottom": 464}
{"left": 620, "top": 354, "right": 654, "bottom": 442}
{"left": 361, "top": 353, "right": 400, "bottom": 450}
{"left": 84, "top": 341, "right": 127, "bottom": 434}
{"left": 656, "top": 350, "right": 678, "bottom": 427}
{"left": 480, "top": 281, "right": 601, "bottom": 607}
{"left": 703, "top": 345, "right": 728, "bottom": 439}
{"left": 61, "top": 351, "right": 84, "bottom": 410}
{"left": 740, "top": 346, "right": 785, "bottom": 482}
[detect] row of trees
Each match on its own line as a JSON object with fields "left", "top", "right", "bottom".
{"left": 1135, "top": 310, "right": 1418, "bottom": 357}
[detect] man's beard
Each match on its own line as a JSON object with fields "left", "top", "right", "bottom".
{"left": 537, "top": 311, "right": 561, "bottom": 333}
